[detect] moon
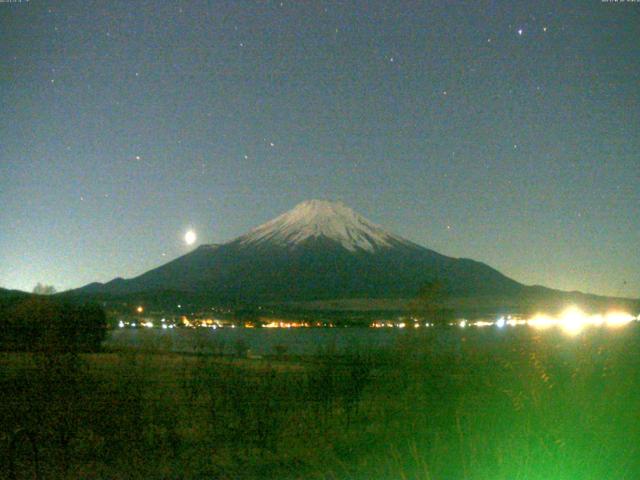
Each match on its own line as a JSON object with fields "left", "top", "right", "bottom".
{"left": 184, "top": 229, "right": 197, "bottom": 245}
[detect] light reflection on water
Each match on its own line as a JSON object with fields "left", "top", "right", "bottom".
{"left": 106, "top": 314, "right": 639, "bottom": 356}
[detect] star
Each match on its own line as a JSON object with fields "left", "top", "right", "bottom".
{"left": 517, "top": 28, "right": 523, "bottom": 36}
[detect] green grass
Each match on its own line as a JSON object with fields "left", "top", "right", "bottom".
{"left": 1, "top": 326, "right": 640, "bottom": 479}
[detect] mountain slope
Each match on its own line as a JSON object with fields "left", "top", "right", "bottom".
{"left": 68, "top": 200, "right": 524, "bottom": 304}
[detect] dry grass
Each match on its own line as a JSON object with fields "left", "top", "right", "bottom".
{"left": 1, "top": 326, "right": 640, "bottom": 479}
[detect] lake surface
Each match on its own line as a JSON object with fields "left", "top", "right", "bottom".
{"left": 105, "top": 323, "right": 640, "bottom": 356}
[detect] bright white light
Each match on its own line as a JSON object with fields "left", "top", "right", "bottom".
{"left": 184, "top": 229, "right": 197, "bottom": 245}
{"left": 118, "top": 320, "right": 125, "bottom": 328}
{"left": 605, "top": 311, "right": 635, "bottom": 327}
{"left": 494, "top": 307, "right": 636, "bottom": 334}
{"left": 528, "top": 314, "right": 556, "bottom": 330}
{"left": 459, "top": 319, "right": 467, "bottom": 328}
{"left": 590, "top": 314, "right": 605, "bottom": 327}
{"left": 161, "top": 324, "right": 168, "bottom": 330}
{"left": 559, "top": 306, "right": 587, "bottom": 336}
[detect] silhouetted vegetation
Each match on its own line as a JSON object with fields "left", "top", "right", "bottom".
{"left": 0, "top": 297, "right": 106, "bottom": 353}
{"left": 410, "top": 280, "right": 456, "bottom": 325}
{"left": 32, "top": 283, "right": 57, "bottom": 295}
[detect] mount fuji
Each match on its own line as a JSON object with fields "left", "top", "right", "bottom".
{"left": 68, "top": 200, "right": 634, "bottom": 311}
{"left": 72, "top": 199, "right": 522, "bottom": 301}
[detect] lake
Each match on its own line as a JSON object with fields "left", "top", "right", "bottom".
{"left": 105, "top": 322, "right": 640, "bottom": 356}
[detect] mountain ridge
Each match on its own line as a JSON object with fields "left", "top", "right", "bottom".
{"left": 64, "top": 200, "right": 638, "bottom": 312}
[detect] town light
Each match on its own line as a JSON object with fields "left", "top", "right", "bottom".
{"left": 605, "top": 311, "right": 635, "bottom": 327}
{"left": 527, "top": 313, "right": 556, "bottom": 330}
{"left": 559, "top": 306, "right": 586, "bottom": 336}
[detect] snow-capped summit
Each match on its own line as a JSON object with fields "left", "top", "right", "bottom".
{"left": 236, "top": 199, "right": 408, "bottom": 252}
{"left": 72, "top": 199, "right": 529, "bottom": 305}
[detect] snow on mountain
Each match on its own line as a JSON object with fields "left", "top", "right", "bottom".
{"left": 236, "top": 199, "right": 410, "bottom": 252}
{"left": 67, "top": 199, "right": 636, "bottom": 311}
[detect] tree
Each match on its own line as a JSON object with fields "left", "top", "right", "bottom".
{"left": 0, "top": 298, "right": 106, "bottom": 353}
{"left": 409, "top": 280, "right": 455, "bottom": 326}
{"left": 32, "top": 283, "right": 56, "bottom": 295}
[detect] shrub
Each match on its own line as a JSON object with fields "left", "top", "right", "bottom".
{"left": 0, "top": 298, "right": 107, "bottom": 353}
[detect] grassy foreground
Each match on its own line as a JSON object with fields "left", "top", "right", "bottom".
{"left": 1, "top": 327, "right": 640, "bottom": 479}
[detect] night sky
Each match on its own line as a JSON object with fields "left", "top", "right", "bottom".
{"left": 1, "top": 1, "right": 638, "bottom": 298}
